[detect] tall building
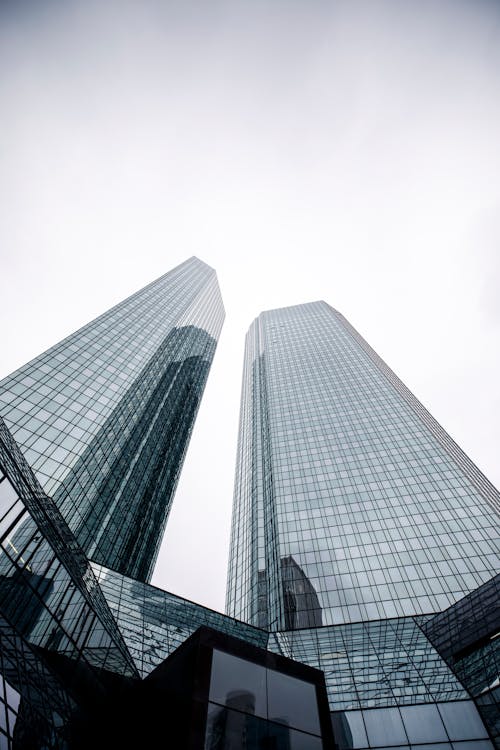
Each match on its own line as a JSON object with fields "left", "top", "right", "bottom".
{"left": 0, "top": 256, "right": 224, "bottom": 581}
{"left": 227, "top": 301, "right": 499, "bottom": 630}
{"left": 225, "top": 301, "right": 499, "bottom": 748}
{"left": 0, "top": 282, "right": 498, "bottom": 749}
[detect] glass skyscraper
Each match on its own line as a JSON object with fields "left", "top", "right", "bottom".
{"left": 0, "top": 256, "right": 224, "bottom": 581}
{"left": 0, "top": 280, "right": 498, "bottom": 749}
{"left": 227, "top": 301, "right": 499, "bottom": 630}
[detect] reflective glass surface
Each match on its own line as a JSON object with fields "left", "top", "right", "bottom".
{"left": 330, "top": 702, "right": 493, "bottom": 748}
{"left": 363, "top": 707, "right": 407, "bottom": 745}
{"left": 331, "top": 710, "right": 368, "bottom": 748}
{"left": 268, "top": 618, "right": 467, "bottom": 712}
{"left": 204, "top": 704, "right": 322, "bottom": 750}
{"left": 438, "top": 700, "right": 489, "bottom": 741}
{"left": 399, "top": 704, "right": 447, "bottom": 743}
{"left": 92, "top": 563, "right": 268, "bottom": 677}
{"left": 0, "top": 257, "right": 224, "bottom": 582}
{"left": 0, "top": 419, "right": 138, "bottom": 747}
{"left": 0, "top": 674, "right": 19, "bottom": 749}
{"left": 421, "top": 577, "right": 500, "bottom": 744}
{"left": 267, "top": 668, "right": 320, "bottom": 736}
{"left": 1, "top": 284, "right": 498, "bottom": 748}
{"left": 227, "top": 302, "right": 499, "bottom": 629}
{"left": 206, "top": 647, "right": 324, "bottom": 749}
{"left": 210, "top": 650, "right": 267, "bottom": 718}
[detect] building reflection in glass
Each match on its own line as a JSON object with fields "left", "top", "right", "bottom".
{"left": 258, "top": 556, "right": 323, "bottom": 631}
{"left": 206, "top": 647, "right": 323, "bottom": 749}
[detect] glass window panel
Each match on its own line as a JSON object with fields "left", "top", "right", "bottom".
{"left": 209, "top": 650, "right": 267, "bottom": 719}
{"left": 7, "top": 710, "right": 17, "bottom": 734}
{"left": 400, "top": 704, "right": 447, "bottom": 743}
{"left": 205, "top": 702, "right": 263, "bottom": 750}
{"left": 331, "top": 710, "right": 368, "bottom": 749}
{"left": 451, "top": 742, "right": 493, "bottom": 750}
{"left": 0, "top": 478, "right": 17, "bottom": 514}
{"left": 267, "top": 669, "right": 320, "bottom": 736}
{"left": 438, "top": 701, "right": 489, "bottom": 741}
{"left": 287, "top": 727, "right": 323, "bottom": 750}
{"left": 205, "top": 706, "right": 323, "bottom": 750}
{"left": 363, "top": 707, "right": 407, "bottom": 746}
{"left": 0, "top": 500, "right": 25, "bottom": 537}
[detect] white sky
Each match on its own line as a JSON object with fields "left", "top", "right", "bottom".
{"left": 1, "top": 0, "right": 499, "bottom": 613}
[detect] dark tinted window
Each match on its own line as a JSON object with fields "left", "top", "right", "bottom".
{"left": 209, "top": 650, "right": 267, "bottom": 718}
{"left": 267, "top": 669, "right": 320, "bottom": 736}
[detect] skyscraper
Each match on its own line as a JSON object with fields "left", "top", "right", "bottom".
{"left": 224, "top": 300, "right": 499, "bottom": 747}
{"left": 0, "top": 315, "right": 334, "bottom": 750}
{"left": 0, "top": 282, "right": 498, "bottom": 749}
{"left": 227, "top": 301, "right": 499, "bottom": 630}
{"left": 0, "top": 256, "right": 224, "bottom": 581}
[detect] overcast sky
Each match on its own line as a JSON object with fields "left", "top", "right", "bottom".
{"left": 1, "top": 0, "right": 499, "bottom": 613}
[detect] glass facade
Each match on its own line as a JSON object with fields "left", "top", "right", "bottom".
{"left": 0, "top": 414, "right": 139, "bottom": 748}
{"left": 91, "top": 563, "right": 268, "bottom": 678}
{"left": 227, "top": 301, "right": 499, "bottom": 630}
{"left": 90, "top": 560, "right": 496, "bottom": 746}
{"left": 421, "top": 574, "right": 500, "bottom": 746}
{"left": 92, "top": 561, "right": 497, "bottom": 747}
{"left": 0, "top": 257, "right": 224, "bottom": 581}
{"left": 268, "top": 618, "right": 467, "bottom": 713}
{"left": 0, "top": 277, "right": 497, "bottom": 747}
